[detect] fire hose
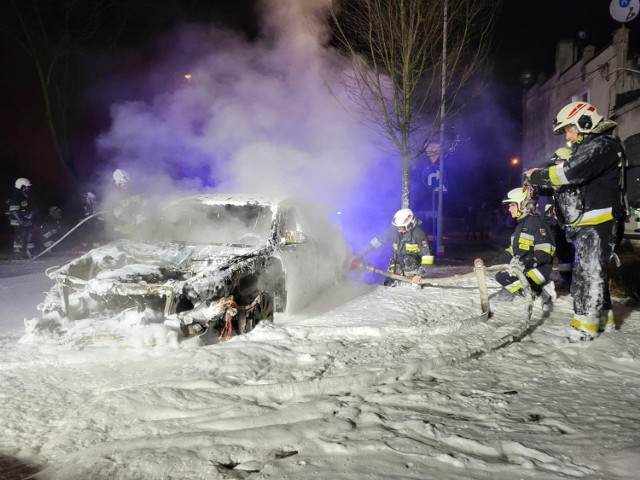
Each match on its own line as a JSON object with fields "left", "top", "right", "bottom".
{"left": 31, "top": 211, "right": 105, "bottom": 261}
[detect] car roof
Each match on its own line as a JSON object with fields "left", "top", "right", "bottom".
{"left": 169, "top": 193, "right": 288, "bottom": 208}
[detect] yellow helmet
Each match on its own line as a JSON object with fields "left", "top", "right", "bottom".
{"left": 549, "top": 147, "right": 572, "bottom": 164}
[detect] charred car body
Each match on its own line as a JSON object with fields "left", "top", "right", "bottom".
{"left": 37, "top": 194, "right": 349, "bottom": 342}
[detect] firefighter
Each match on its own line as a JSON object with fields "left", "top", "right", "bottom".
{"left": 351, "top": 208, "right": 434, "bottom": 286}
{"left": 539, "top": 147, "right": 575, "bottom": 291}
{"left": 83, "top": 191, "right": 97, "bottom": 218}
{"left": 80, "top": 191, "right": 102, "bottom": 248}
{"left": 5, "top": 177, "right": 37, "bottom": 258}
{"left": 39, "top": 206, "right": 64, "bottom": 252}
{"left": 109, "top": 169, "right": 145, "bottom": 239}
{"left": 495, "top": 187, "right": 556, "bottom": 302}
{"left": 525, "top": 101, "right": 626, "bottom": 341}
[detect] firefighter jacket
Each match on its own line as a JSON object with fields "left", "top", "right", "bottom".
{"left": 40, "top": 214, "right": 63, "bottom": 249}
{"left": 5, "top": 188, "right": 35, "bottom": 227}
{"left": 529, "top": 123, "right": 625, "bottom": 232}
{"left": 83, "top": 200, "right": 96, "bottom": 218}
{"left": 501, "top": 213, "right": 556, "bottom": 287}
{"left": 361, "top": 222, "right": 434, "bottom": 276}
{"left": 111, "top": 188, "right": 145, "bottom": 236}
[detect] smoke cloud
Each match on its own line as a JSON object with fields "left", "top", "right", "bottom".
{"left": 95, "top": 0, "right": 391, "bottom": 228}
{"left": 92, "top": 0, "right": 518, "bottom": 269}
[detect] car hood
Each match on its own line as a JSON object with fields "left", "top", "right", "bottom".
{"left": 48, "top": 239, "right": 265, "bottom": 287}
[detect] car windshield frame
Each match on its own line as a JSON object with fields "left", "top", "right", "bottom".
{"left": 135, "top": 200, "right": 276, "bottom": 246}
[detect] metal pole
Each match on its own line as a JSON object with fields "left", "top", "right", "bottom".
{"left": 436, "top": 0, "right": 447, "bottom": 255}
{"left": 432, "top": 188, "right": 436, "bottom": 236}
{"left": 474, "top": 258, "right": 491, "bottom": 316}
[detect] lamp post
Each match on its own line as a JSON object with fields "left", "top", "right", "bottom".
{"left": 436, "top": 0, "right": 448, "bottom": 256}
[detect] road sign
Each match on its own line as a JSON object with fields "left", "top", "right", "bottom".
{"left": 422, "top": 165, "right": 447, "bottom": 191}
{"left": 610, "top": 0, "right": 639, "bottom": 22}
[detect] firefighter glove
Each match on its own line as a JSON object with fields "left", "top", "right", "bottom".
{"left": 522, "top": 255, "right": 537, "bottom": 270}
{"left": 349, "top": 256, "right": 364, "bottom": 271}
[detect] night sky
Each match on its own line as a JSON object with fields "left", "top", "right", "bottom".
{"left": 1, "top": 0, "right": 638, "bottom": 240}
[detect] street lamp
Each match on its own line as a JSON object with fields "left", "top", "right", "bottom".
{"left": 509, "top": 157, "right": 520, "bottom": 186}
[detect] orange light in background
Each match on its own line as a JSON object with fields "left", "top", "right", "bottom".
{"left": 511, "top": 157, "right": 520, "bottom": 166}
{"left": 184, "top": 73, "right": 192, "bottom": 80}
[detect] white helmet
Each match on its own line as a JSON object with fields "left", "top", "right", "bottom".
{"left": 392, "top": 208, "right": 416, "bottom": 229}
{"left": 15, "top": 177, "right": 32, "bottom": 189}
{"left": 552, "top": 102, "right": 603, "bottom": 135}
{"left": 84, "top": 191, "right": 96, "bottom": 202}
{"left": 113, "top": 169, "right": 130, "bottom": 187}
{"left": 502, "top": 187, "right": 536, "bottom": 218}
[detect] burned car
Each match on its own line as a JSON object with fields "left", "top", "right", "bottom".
{"left": 37, "top": 194, "right": 349, "bottom": 343}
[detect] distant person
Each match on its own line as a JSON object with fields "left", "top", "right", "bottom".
{"left": 525, "top": 101, "right": 626, "bottom": 340}
{"left": 350, "top": 208, "right": 434, "bottom": 286}
{"left": 4, "top": 177, "right": 37, "bottom": 258}
{"left": 39, "top": 206, "right": 64, "bottom": 252}
{"left": 462, "top": 205, "right": 478, "bottom": 240}
{"left": 477, "top": 201, "right": 493, "bottom": 240}
{"left": 495, "top": 187, "right": 556, "bottom": 303}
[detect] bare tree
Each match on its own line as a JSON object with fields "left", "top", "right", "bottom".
{"left": 329, "top": 0, "right": 501, "bottom": 209}
{"left": 1, "top": 0, "right": 129, "bottom": 185}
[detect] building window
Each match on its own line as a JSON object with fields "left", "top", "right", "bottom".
{"left": 571, "top": 92, "right": 589, "bottom": 103}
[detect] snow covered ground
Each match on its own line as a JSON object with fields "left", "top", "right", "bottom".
{"left": 1, "top": 254, "right": 640, "bottom": 479}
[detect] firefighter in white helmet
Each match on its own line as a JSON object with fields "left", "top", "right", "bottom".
{"left": 525, "top": 101, "right": 626, "bottom": 341}
{"left": 350, "top": 208, "right": 434, "bottom": 286}
{"left": 4, "top": 177, "right": 37, "bottom": 258}
{"left": 494, "top": 186, "right": 556, "bottom": 303}
{"left": 113, "top": 168, "right": 129, "bottom": 187}
{"left": 108, "top": 168, "right": 145, "bottom": 239}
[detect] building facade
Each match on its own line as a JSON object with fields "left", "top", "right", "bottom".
{"left": 523, "top": 26, "right": 640, "bottom": 166}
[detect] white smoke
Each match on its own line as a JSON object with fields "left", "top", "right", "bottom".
{"left": 96, "top": 0, "right": 384, "bottom": 211}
